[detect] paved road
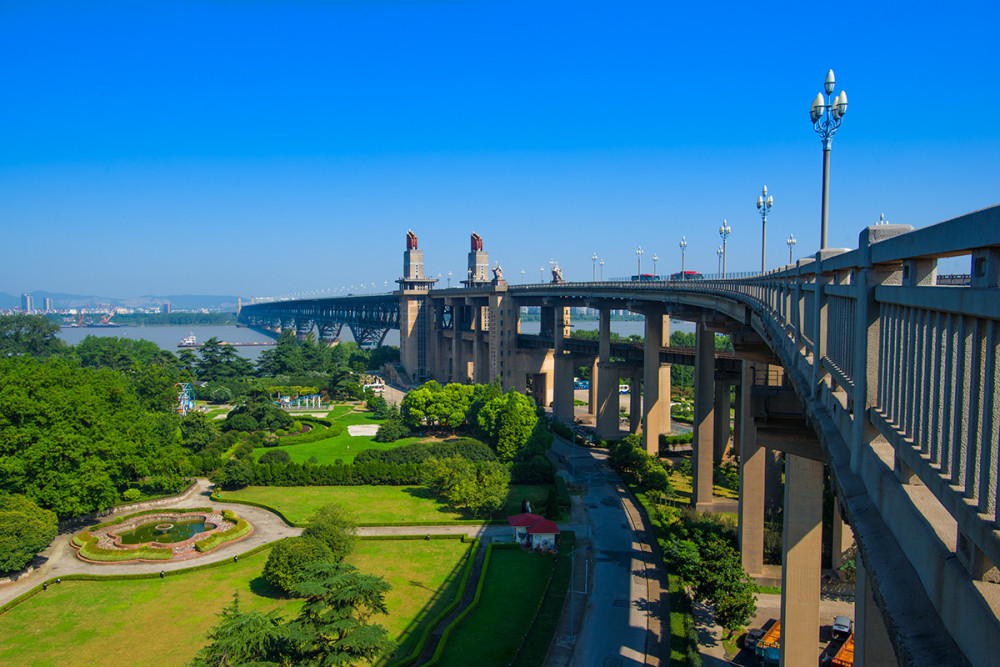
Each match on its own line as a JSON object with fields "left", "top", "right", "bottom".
{"left": 547, "top": 437, "right": 665, "bottom": 666}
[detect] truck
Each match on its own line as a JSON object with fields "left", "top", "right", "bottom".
{"left": 755, "top": 620, "right": 781, "bottom": 665}
{"left": 831, "top": 633, "right": 854, "bottom": 667}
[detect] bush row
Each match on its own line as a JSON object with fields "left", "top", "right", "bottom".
{"left": 195, "top": 510, "right": 252, "bottom": 552}
{"left": 425, "top": 543, "right": 495, "bottom": 665}
{"left": 268, "top": 419, "right": 344, "bottom": 447}
{"left": 659, "top": 431, "right": 695, "bottom": 452}
{"left": 77, "top": 536, "right": 173, "bottom": 562}
{"left": 510, "top": 533, "right": 574, "bottom": 666}
{"left": 387, "top": 539, "right": 479, "bottom": 667}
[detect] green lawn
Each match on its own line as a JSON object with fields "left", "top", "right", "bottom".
{"left": 668, "top": 469, "right": 738, "bottom": 501}
{"left": 252, "top": 408, "right": 422, "bottom": 464}
{"left": 221, "top": 484, "right": 556, "bottom": 525}
{"left": 0, "top": 539, "right": 471, "bottom": 667}
{"left": 438, "top": 547, "right": 555, "bottom": 667}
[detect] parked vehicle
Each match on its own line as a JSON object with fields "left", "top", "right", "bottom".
{"left": 832, "top": 615, "right": 853, "bottom": 640}
{"left": 755, "top": 620, "right": 781, "bottom": 663}
{"left": 744, "top": 628, "right": 764, "bottom": 650}
{"left": 831, "top": 633, "right": 854, "bottom": 666}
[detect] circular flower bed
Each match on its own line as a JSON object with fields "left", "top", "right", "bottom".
{"left": 71, "top": 508, "right": 252, "bottom": 563}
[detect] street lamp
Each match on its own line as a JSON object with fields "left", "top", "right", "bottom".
{"left": 716, "top": 246, "right": 724, "bottom": 275}
{"left": 636, "top": 245, "right": 643, "bottom": 277}
{"left": 756, "top": 185, "right": 773, "bottom": 272}
{"left": 540, "top": 266, "right": 545, "bottom": 282}
{"left": 786, "top": 233, "right": 796, "bottom": 264}
{"left": 679, "top": 236, "right": 687, "bottom": 278}
{"left": 592, "top": 252, "right": 598, "bottom": 281}
{"left": 521, "top": 268, "right": 525, "bottom": 284}
{"left": 652, "top": 253, "right": 658, "bottom": 278}
{"left": 447, "top": 271, "right": 452, "bottom": 288}
{"left": 811, "top": 69, "right": 848, "bottom": 249}
{"left": 599, "top": 259, "right": 604, "bottom": 281}
{"left": 718, "top": 220, "right": 731, "bottom": 278}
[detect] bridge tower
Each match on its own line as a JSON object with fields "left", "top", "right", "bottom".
{"left": 397, "top": 230, "right": 437, "bottom": 383}
{"left": 463, "top": 232, "right": 490, "bottom": 287}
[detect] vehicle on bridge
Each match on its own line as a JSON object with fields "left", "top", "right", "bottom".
{"left": 629, "top": 273, "right": 659, "bottom": 281}
{"left": 668, "top": 270, "right": 704, "bottom": 280}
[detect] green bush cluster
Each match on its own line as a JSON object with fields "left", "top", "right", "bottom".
{"left": 270, "top": 419, "right": 344, "bottom": 446}
{"left": 554, "top": 476, "right": 571, "bottom": 507}
{"left": 75, "top": 533, "right": 172, "bottom": 562}
{"left": 510, "top": 455, "right": 556, "bottom": 484}
{"left": 658, "top": 431, "right": 694, "bottom": 452}
{"left": 549, "top": 420, "right": 574, "bottom": 440}
{"left": 194, "top": 510, "right": 251, "bottom": 552}
{"left": 607, "top": 434, "right": 675, "bottom": 495}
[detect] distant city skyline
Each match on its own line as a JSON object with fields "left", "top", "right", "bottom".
{"left": 2, "top": 1, "right": 997, "bottom": 298}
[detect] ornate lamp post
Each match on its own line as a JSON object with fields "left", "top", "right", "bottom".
{"left": 679, "top": 236, "right": 687, "bottom": 277}
{"left": 716, "top": 246, "right": 724, "bottom": 276}
{"left": 811, "top": 69, "right": 848, "bottom": 249}
{"left": 520, "top": 268, "right": 525, "bottom": 284}
{"left": 718, "top": 220, "right": 732, "bottom": 278}
{"left": 756, "top": 185, "right": 773, "bottom": 272}
{"left": 636, "top": 245, "right": 643, "bottom": 276}
{"left": 652, "top": 253, "right": 658, "bottom": 278}
{"left": 539, "top": 266, "right": 545, "bottom": 282}
{"left": 592, "top": 252, "right": 598, "bottom": 281}
{"left": 447, "top": 271, "right": 452, "bottom": 288}
{"left": 786, "top": 233, "right": 796, "bottom": 264}
{"left": 599, "top": 259, "right": 605, "bottom": 281}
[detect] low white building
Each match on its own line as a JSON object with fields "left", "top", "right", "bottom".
{"left": 507, "top": 512, "right": 560, "bottom": 550}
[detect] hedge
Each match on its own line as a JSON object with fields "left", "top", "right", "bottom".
{"left": 387, "top": 538, "right": 480, "bottom": 667}
{"left": 88, "top": 506, "right": 213, "bottom": 532}
{"left": 424, "top": 543, "right": 496, "bottom": 666}
{"left": 510, "top": 532, "right": 574, "bottom": 666}
{"left": 0, "top": 542, "right": 274, "bottom": 618}
{"left": 554, "top": 476, "right": 571, "bottom": 507}
{"left": 75, "top": 533, "right": 173, "bottom": 562}
{"left": 195, "top": 514, "right": 252, "bottom": 552}
{"left": 211, "top": 496, "right": 303, "bottom": 526}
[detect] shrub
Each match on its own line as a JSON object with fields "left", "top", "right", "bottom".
{"left": 262, "top": 536, "right": 333, "bottom": 595}
{"left": 549, "top": 420, "right": 574, "bottom": 440}
{"left": 300, "top": 503, "right": 356, "bottom": 562}
{"left": 510, "top": 455, "right": 556, "bottom": 484}
{"left": 195, "top": 517, "right": 252, "bottom": 552}
{"left": 0, "top": 494, "right": 58, "bottom": 572}
{"left": 374, "top": 416, "right": 410, "bottom": 443}
{"left": 223, "top": 412, "right": 259, "bottom": 432}
{"left": 121, "top": 488, "right": 141, "bottom": 502}
{"left": 259, "top": 449, "right": 291, "bottom": 465}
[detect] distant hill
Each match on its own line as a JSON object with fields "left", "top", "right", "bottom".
{"left": 1, "top": 291, "right": 239, "bottom": 311}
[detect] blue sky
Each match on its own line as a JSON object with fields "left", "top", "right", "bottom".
{"left": 2, "top": 0, "right": 997, "bottom": 298}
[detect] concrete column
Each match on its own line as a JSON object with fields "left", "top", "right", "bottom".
{"left": 450, "top": 301, "right": 462, "bottom": 383}
{"left": 596, "top": 309, "right": 619, "bottom": 440}
{"left": 588, "top": 357, "right": 598, "bottom": 416}
{"left": 471, "top": 304, "right": 482, "bottom": 383}
{"left": 739, "top": 361, "right": 765, "bottom": 576}
{"left": 554, "top": 357, "right": 575, "bottom": 423}
{"left": 629, "top": 370, "right": 641, "bottom": 434}
{"left": 692, "top": 320, "right": 715, "bottom": 509}
{"left": 642, "top": 313, "right": 671, "bottom": 455}
{"left": 779, "top": 454, "right": 823, "bottom": 667}
{"left": 830, "top": 499, "right": 854, "bottom": 576}
{"left": 855, "top": 558, "right": 896, "bottom": 667}
{"left": 713, "top": 377, "right": 732, "bottom": 463}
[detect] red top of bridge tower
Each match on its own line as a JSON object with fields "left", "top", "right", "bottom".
{"left": 471, "top": 232, "right": 483, "bottom": 251}
{"left": 406, "top": 230, "right": 418, "bottom": 250}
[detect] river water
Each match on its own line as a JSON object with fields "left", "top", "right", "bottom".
{"left": 54, "top": 317, "right": 695, "bottom": 361}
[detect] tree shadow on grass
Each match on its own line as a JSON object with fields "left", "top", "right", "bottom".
{"left": 399, "top": 486, "right": 475, "bottom": 519}
{"left": 248, "top": 576, "right": 287, "bottom": 600}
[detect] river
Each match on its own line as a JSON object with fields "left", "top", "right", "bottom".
{"left": 54, "top": 317, "right": 695, "bottom": 361}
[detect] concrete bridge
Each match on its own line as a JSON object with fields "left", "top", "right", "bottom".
{"left": 239, "top": 205, "right": 1000, "bottom": 665}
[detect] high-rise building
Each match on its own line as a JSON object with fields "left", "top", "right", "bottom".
{"left": 21, "top": 293, "right": 34, "bottom": 314}
{"left": 43, "top": 297, "right": 53, "bottom": 312}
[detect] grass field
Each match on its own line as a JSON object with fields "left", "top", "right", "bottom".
{"left": 438, "top": 547, "right": 555, "bottom": 667}
{"left": 252, "top": 408, "right": 423, "bottom": 465}
{"left": 222, "top": 484, "right": 555, "bottom": 524}
{"left": 0, "top": 539, "right": 470, "bottom": 667}
{"left": 668, "top": 469, "right": 738, "bottom": 501}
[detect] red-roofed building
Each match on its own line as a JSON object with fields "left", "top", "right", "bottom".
{"left": 507, "top": 513, "right": 560, "bottom": 550}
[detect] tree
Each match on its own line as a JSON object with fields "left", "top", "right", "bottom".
{"left": 420, "top": 456, "right": 510, "bottom": 518}
{"left": 213, "top": 458, "right": 255, "bottom": 489}
{"left": 328, "top": 369, "right": 363, "bottom": 401}
{"left": 373, "top": 416, "right": 409, "bottom": 443}
{"left": 180, "top": 411, "right": 220, "bottom": 453}
{"left": 477, "top": 389, "right": 539, "bottom": 462}
{"left": 189, "top": 592, "right": 286, "bottom": 667}
{"left": 0, "top": 314, "right": 65, "bottom": 358}
{"left": 259, "top": 449, "right": 291, "bottom": 465}
{"left": 263, "top": 537, "right": 334, "bottom": 596}
{"left": 367, "top": 394, "right": 392, "bottom": 420}
{"left": 691, "top": 535, "right": 757, "bottom": 636}
{"left": 301, "top": 503, "right": 356, "bottom": 562}
{"left": 0, "top": 493, "right": 57, "bottom": 572}
{"left": 287, "top": 561, "right": 397, "bottom": 666}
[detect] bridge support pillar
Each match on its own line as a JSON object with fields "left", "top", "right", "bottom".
{"left": 692, "top": 320, "right": 716, "bottom": 509}
{"left": 642, "top": 313, "right": 671, "bottom": 456}
{"left": 855, "top": 558, "right": 896, "bottom": 667}
{"left": 739, "top": 361, "right": 765, "bottom": 577}
{"left": 629, "top": 370, "right": 641, "bottom": 434}
{"left": 471, "top": 305, "right": 483, "bottom": 384}
{"left": 588, "top": 357, "right": 598, "bottom": 417}
{"left": 713, "top": 376, "right": 732, "bottom": 462}
{"left": 779, "top": 453, "right": 823, "bottom": 667}
{"left": 554, "top": 357, "right": 575, "bottom": 423}
{"left": 596, "top": 309, "right": 620, "bottom": 441}
{"left": 831, "top": 499, "right": 854, "bottom": 576}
